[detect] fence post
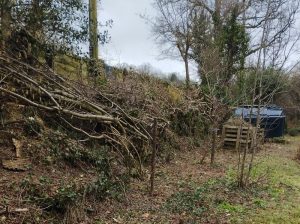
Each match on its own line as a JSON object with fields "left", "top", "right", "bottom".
{"left": 211, "top": 128, "right": 217, "bottom": 165}
{"left": 150, "top": 118, "right": 157, "bottom": 196}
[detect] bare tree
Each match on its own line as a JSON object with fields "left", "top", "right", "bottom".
{"left": 149, "top": 0, "right": 196, "bottom": 87}
{"left": 236, "top": 0, "right": 299, "bottom": 187}
{"left": 190, "top": 0, "right": 300, "bottom": 82}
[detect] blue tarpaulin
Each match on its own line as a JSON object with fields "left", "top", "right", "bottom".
{"left": 234, "top": 105, "right": 285, "bottom": 138}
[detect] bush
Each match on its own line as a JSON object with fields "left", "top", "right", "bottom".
{"left": 165, "top": 187, "right": 207, "bottom": 216}
{"left": 272, "top": 137, "right": 288, "bottom": 144}
{"left": 21, "top": 176, "right": 79, "bottom": 213}
{"left": 288, "top": 128, "right": 300, "bottom": 136}
{"left": 170, "top": 109, "right": 207, "bottom": 137}
{"left": 24, "top": 117, "right": 44, "bottom": 136}
{"left": 85, "top": 172, "right": 125, "bottom": 201}
{"left": 42, "top": 131, "right": 110, "bottom": 172}
{"left": 167, "top": 85, "right": 183, "bottom": 104}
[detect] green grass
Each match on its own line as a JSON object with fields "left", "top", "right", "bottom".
{"left": 243, "top": 165, "right": 300, "bottom": 222}
{"left": 236, "top": 137, "right": 300, "bottom": 223}
{"left": 164, "top": 137, "right": 300, "bottom": 223}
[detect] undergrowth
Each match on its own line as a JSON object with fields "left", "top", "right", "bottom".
{"left": 20, "top": 176, "right": 79, "bottom": 213}
{"left": 288, "top": 127, "right": 300, "bottom": 136}
{"left": 20, "top": 129, "right": 128, "bottom": 222}
{"left": 164, "top": 163, "right": 286, "bottom": 223}
{"left": 30, "top": 130, "right": 111, "bottom": 172}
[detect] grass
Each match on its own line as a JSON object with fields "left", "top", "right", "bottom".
{"left": 164, "top": 136, "right": 300, "bottom": 223}
{"left": 235, "top": 137, "right": 300, "bottom": 223}
{"left": 164, "top": 175, "right": 273, "bottom": 223}
{"left": 226, "top": 157, "right": 300, "bottom": 223}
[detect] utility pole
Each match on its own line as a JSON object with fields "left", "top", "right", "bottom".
{"left": 89, "top": 0, "right": 99, "bottom": 76}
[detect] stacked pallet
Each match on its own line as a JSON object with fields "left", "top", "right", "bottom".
{"left": 222, "top": 125, "right": 255, "bottom": 150}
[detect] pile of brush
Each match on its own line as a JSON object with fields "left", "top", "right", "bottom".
{"left": 0, "top": 50, "right": 156, "bottom": 172}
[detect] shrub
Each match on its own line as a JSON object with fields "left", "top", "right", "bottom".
{"left": 21, "top": 176, "right": 79, "bottom": 213}
{"left": 42, "top": 131, "right": 110, "bottom": 172}
{"left": 288, "top": 128, "right": 300, "bottom": 136}
{"left": 24, "top": 116, "right": 44, "bottom": 136}
{"left": 272, "top": 137, "right": 288, "bottom": 144}
{"left": 165, "top": 187, "right": 207, "bottom": 216}
{"left": 170, "top": 109, "right": 207, "bottom": 137}
{"left": 85, "top": 172, "right": 125, "bottom": 201}
{"left": 167, "top": 85, "right": 183, "bottom": 104}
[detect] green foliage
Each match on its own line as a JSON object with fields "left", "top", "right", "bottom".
{"left": 165, "top": 187, "right": 207, "bottom": 216}
{"left": 253, "top": 198, "right": 267, "bottom": 208}
{"left": 21, "top": 176, "right": 79, "bottom": 213}
{"left": 85, "top": 172, "right": 125, "bottom": 201}
{"left": 217, "top": 202, "right": 244, "bottom": 213}
{"left": 7, "top": 0, "right": 112, "bottom": 58}
{"left": 170, "top": 109, "right": 207, "bottom": 137}
{"left": 288, "top": 128, "right": 300, "bottom": 137}
{"left": 272, "top": 137, "right": 288, "bottom": 144}
{"left": 219, "top": 6, "right": 249, "bottom": 81}
{"left": 23, "top": 117, "right": 43, "bottom": 136}
{"left": 238, "top": 141, "right": 300, "bottom": 223}
{"left": 43, "top": 130, "right": 110, "bottom": 171}
{"left": 192, "top": 5, "right": 249, "bottom": 85}
{"left": 33, "top": 131, "right": 127, "bottom": 201}
{"left": 165, "top": 172, "right": 276, "bottom": 221}
{"left": 21, "top": 173, "right": 124, "bottom": 213}
{"left": 235, "top": 68, "right": 288, "bottom": 104}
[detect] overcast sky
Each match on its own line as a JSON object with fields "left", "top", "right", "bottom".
{"left": 100, "top": 0, "right": 198, "bottom": 80}
{"left": 99, "top": 1, "right": 300, "bottom": 79}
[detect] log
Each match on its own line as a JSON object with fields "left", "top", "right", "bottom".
{"left": 0, "top": 207, "right": 29, "bottom": 215}
{"left": 2, "top": 158, "right": 31, "bottom": 171}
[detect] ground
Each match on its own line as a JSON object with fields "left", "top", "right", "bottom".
{"left": 1, "top": 136, "right": 300, "bottom": 223}
{"left": 243, "top": 137, "right": 300, "bottom": 224}
{"left": 93, "top": 136, "right": 300, "bottom": 224}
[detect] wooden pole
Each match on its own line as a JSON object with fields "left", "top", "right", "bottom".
{"left": 210, "top": 128, "right": 217, "bottom": 165}
{"left": 150, "top": 119, "right": 157, "bottom": 196}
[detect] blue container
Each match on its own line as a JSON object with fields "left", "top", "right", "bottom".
{"left": 234, "top": 105, "right": 285, "bottom": 138}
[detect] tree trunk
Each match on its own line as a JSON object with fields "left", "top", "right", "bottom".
{"left": 89, "top": 0, "right": 99, "bottom": 77}
{"left": 213, "top": 0, "right": 222, "bottom": 39}
{"left": 30, "top": 0, "right": 42, "bottom": 60}
{"left": 211, "top": 128, "right": 217, "bottom": 165}
{"left": 246, "top": 0, "right": 272, "bottom": 183}
{"left": 184, "top": 57, "right": 190, "bottom": 87}
{"left": 1, "top": 0, "right": 12, "bottom": 47}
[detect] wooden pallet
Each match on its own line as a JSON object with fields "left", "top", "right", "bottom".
{"left": 222, "top": 125, "right": 259, "bottom": 150}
